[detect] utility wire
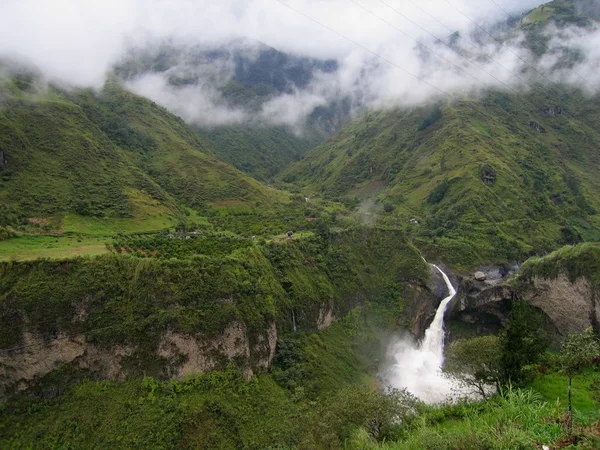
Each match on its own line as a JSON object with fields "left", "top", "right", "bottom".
{"left": 394, "top": 0, "right": 538, "bottom": 89}
{"left": 373, "top": 0, "right": 537, "bottom": 98}
{"left": 349, "top": 0, "right": 495, "bottom": 92}
{"left": 442, "top": 0, "right": 572, "bottom": 93}
{"left": 351, "top": 0, "right": 547, "bottom": 115}
{"left": 487, "top": 0, "right": 596, "bottom": 90}
{"left": 273, "top": 0, "right": 458, "bottom": 101}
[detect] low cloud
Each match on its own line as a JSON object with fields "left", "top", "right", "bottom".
{"left": 126, "top": 73, "right": 249, "bottom": 126}
{"left": 2, "top": 0, "right": 599, "bottom": 129}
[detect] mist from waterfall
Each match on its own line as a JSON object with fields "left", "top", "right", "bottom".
{"left": 382, "top": 264, "right": 461, "bottom": 404}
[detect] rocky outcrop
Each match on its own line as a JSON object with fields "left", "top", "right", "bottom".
{"left": 542, "top": 105, "right": 563, "bottom": 117}
{"left": 449, "top": 270, "right": 599, "bottom": 337}
{"left": 158, "top": 320, "right": 277, "bottom": 380}
{"left": 403, "top": 266, "right": 450, "bottom": 337}
{"left": 0, "top": 320, "right": 277, "bottom": 399}
{"left": 317, "top": 303, "right": 335, "bottom": 330}
{"left": 0, "top": 333, "right": 134, "bottom": 398}
{"left": 528, "top": 121, "right": 547, "bottom": 133}
{"left": 527, "top": 274, "right": 598, "bottom": 335}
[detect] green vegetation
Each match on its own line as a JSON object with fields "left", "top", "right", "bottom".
{"left": 0, "top": 320, "right": 417, "bottom": 450}
{"left": 3, "top": 4, "right": 600, "bottom": 448}
{"left": 445, "top": 335, "right": 502, "bottom": 398}
{"left": 519, "top": 242, "right": 600, "bottom": 287}
{"left": 111, "top": 232, "right": 255, "bottom": 259}
{"left": 522, "top": 0, "right": 596, "bottom": 26}
{"left": 0, "top": 75, "right": 281, "bottom": 235}
{"left": 0, "top": 234, "right": 109, "bottom": 261}
{"left": 0, "top": 227, "right": 427, "bottom": 370}
{"left": 280, "top": 87, "right": 600, "bottom": 267}
{"left": 199, "top": 124, "right": 323, "bottom": 181}
{"left": 360, "top": 387, "right": 600, "bottom": 449}
{"left": 0, "top": 241, "right": 426, "bottom": 448}
{"left": 559, "top": 328, "right": 600, "bottom": 424}
{"left": 499, "top": 301, "right": 551, "bottom": 386}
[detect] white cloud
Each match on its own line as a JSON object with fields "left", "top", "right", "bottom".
{"left": 3, "top": 0, "right": 598, "bottom": 129}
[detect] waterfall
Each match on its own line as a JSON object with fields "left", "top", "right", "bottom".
{"left": 383, "top": 264, "right": 459, "bottom": 403}
{"left": 420, "top": 265, "right": 457, "bottom": 360}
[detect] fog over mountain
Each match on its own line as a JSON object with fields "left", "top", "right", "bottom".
{"left": 1, "top": 0, "right": 599, "bottom": 128}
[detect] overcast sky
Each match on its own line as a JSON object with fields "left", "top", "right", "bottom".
{"left": 0, "top": 0, "right": 545, "bottom": 86}
{"left": 3, "top": 0, "right": 598, "bottom": 127}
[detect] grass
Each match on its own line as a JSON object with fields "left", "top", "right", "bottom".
{"left": 199, "top": 123, "right": 323, "bottom": 181}
{"left": 532, "top": 371, "right": 600, "bottom": 419}
{"left": 0, "top": 77, "right": 281, "bottom": 238}
{"left": 0, "top": 234, "right": 109, "bottom": 261}
{"left": 62, "top": 213, "right": 175, "bottom": 236}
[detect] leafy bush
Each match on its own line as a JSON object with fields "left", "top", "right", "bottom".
{"left": 0, "top": 226, "right": 15, "bottom": 241}
{"left": 427, "top": 179, "right": 450, "bottom": 205}
{"left": 417, "top": 107, "right": 442, "bottom": 131}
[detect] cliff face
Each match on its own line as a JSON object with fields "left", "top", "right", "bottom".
{"left": 0, "top": 321, "right": 278, "bottom": 398}
{"left": 0, "top": 228, "right": 432, "bottom": 399}
{"left": 527, "top": 275, "right": 598, "bottom": 335}
{"left": 449, "top": 245, "right": 600, "bottom": 337}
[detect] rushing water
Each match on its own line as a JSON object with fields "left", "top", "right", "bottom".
{"left": 382, "top": 264, "right": 459, "bottom": 403}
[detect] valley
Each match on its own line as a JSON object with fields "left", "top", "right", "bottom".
{"left": 2, "top": 0, "right": 600, "bottom": 448}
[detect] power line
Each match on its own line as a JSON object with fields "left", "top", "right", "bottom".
{"left": 442, "top": 0, "right": 571, "bottom": 92}
{"left": 373, "top": 0, "right": 537, "bottom": 98}
{"left": 349, "top": 0, "right": 495, "bottom": 92}
{"left": 273, "top": 0, "right": 458, "bottom": 102}
{"left": 393, "top": 0, "right": 537, "bottom": 89}
{"left": 352, "top": 0, "right": 550, "bottom": 116}
{"left": 487, "top": 0, "right": 595, "bottom": 90}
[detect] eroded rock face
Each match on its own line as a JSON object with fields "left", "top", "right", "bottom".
{"left": 0, "top": 320, "right": 278, "bottom": 399}
{"left": 402, "top": 266, "right": 449, "bottom": 337}
{"left": 158, "top": 320, "right": 277, "bottom": 380}
{"left": 317, "top": 303, "right": 335, "bottom": 330}
{"left": 528, "top": 275, "right": 597, "bottom": 335}
{"left": 0, "top": 333, "right": 134, "bottom": 398}
{"left": 450, "top": 272, "right": 599, "bottom": 337}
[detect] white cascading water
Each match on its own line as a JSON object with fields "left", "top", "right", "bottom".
{"left": 383, "top": 264, "right": 459, "bottom": 404}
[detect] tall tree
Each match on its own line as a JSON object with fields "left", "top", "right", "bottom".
{"left": 499, "top": 301, "right": 550, "bottom": 386}
{"left": 560, "top": 328, "right": 600, "bottom": 434}
{"left": 445, "top": 335, "right": 502, "bottom": 399}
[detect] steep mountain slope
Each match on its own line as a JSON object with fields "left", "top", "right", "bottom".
{"left": 115, "top": 39, "right": 338, "bottom": 107}
{"left": 197, "top": 124, "right": 322, "bottom": 181}
{"left": 281, "top": 87, "right": 600, "bottom": 265}
{"left": 517, "top": 0, "right": 600, "bottom": 58}
{"left": 71, "top": 81, "right": 279, "bottom": 209}
{"left": 0, "top": 74, "right": 280, "bottom": 230}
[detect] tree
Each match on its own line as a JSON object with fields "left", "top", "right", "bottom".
{"left": 499, "top": 301, "right": 550, "bottom": 386}
{"left": 560, "top": 328, "right": 600, "bottom": 432}
{"left": 445, "top": 335, "right": 502, "bottom": 399}
{"left": 303, "top": 386, "right": 418, "bottom": 448}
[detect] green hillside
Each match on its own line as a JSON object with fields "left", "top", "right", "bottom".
{"left": 0, "top": 74, "right": 281, "bottom": 235}
{"left": 521, "top": 0, "right": 599, "bottom": 26}
{"left": 198, "top": 124, "right": 322, "bottom": 181}
{"left": 280, "top": 87, "right": 600, "bottom": 266}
